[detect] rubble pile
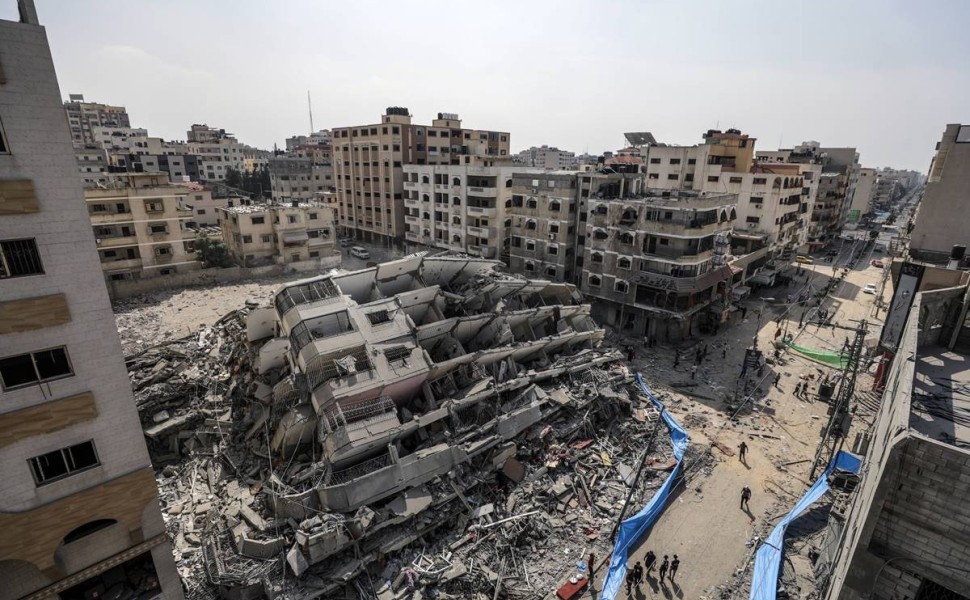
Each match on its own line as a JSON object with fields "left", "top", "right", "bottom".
{"left": 122, "top": 254, "right": 699, "bottom": 600}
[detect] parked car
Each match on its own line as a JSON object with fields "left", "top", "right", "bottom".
{"left": 350, "top": 246, "right": 370, "bottom": 259}
{"left": 871, "top": 259, "right": 884, "bottom": 268}
{"left": 795, "top": 256, "right": 814, "bottom": 265}
{"left": 339, "top": 238, "right": 353, "bottom": 248}
{"left": 825, "top": 249, "right": 839, "bottom": 256}
{"left": 863, "top": 283, "right": 877, "bottom": 294}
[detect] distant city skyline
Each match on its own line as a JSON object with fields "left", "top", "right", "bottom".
{"left": 19, "top": 0, "right": 970, "bottom": 172}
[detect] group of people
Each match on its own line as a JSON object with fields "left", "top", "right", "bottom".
{"left": 625, "top": 552, "right": 681, "bottom": 594}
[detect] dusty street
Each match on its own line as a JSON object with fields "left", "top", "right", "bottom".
{"left": 587, "top": 241, "right": 890, "bottom": 600}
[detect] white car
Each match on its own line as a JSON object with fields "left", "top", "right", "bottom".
{"left": 863, "top": 284, "right": 877, "bottom": 295}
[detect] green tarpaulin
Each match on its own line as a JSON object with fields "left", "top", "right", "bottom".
{"left": 784, "top": 341, "right": 847, "bottom": 368}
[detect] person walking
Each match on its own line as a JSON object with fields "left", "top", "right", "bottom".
{"left": 626, "top": 565, "right": 636, "bottom": 595}
{"left": 644, "top": 550, "right": 657, "bottom": 576}
{"left": 774, "top": 372, "right": 782, "bottom": 389}
{"left": 722, "top": 347, "right": 727, "bottom": 359}
{"left": 670, "top": 555, "right": 680, "bottom": 582}
{"left": 691, "top": 364, "right": 697, "bottom": 380}
{"left": 659, "top": 555, "right": 669, "bottom": 582}
{"left": 633, "top": 561, "right": 644, "bottom": 588}
{"left": 738, "top": 441, "right": 748, "bottom": 462}
{"left": 588, "top": 553, "right": 596, "bottom": 578}
{"left": 674, "top": 351, "right": 680, "bottom": 368}
{"left": 741, "top": 486, "right": 752, "bottom": 510}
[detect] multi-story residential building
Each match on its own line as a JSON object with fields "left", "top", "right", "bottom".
{"left": 285, "top": 129, "right": 332, "bottom": 152}
{"left": 178, "top": 183, "right": 239, "bottom": 228}
{"left": 846, "top": 167, "right": 877, "bottom": 223}
{"left": 219, "top": 200, "right": 338, "bottom": 266}
{"left": 402, "top": 164, "right": 528, "bottom": 258}
{"left": 512, "top": 145, "right": 578, "bottom": 169}
{"left": 910, "top": 124, "right": 970, "bottom": 262}
{"left": 269, "top": 156, "right": 334, "bottom": 203}
{"left": 185, "top": 124, "right": 269, "bottom": 182}
{"left": 332, "top": 108, "right": 510, "bottom": 245}
{"left": 820, "top": 279, "right": 970, "bottom": 600}
{"left": 63, "top": 93, "right": 131, "bottom": 146}
{"left": 582, "top": 189, "right": 737, "bottom": 340}
{"left": 640, "top": 129, "right": 818, "bottom": 258}
{"left": 86, "top": 172, "right": 197, "bottom": 282}
{"left": 0, "top": 4, "right": 182, "bottom": 598}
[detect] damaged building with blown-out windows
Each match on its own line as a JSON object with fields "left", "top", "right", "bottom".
{"left": 149, "top": 252, "right": 631, "bottom": 597}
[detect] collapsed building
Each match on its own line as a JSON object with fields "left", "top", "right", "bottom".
{"left": 133, "top": 254, "right": 685, "bottom": 599}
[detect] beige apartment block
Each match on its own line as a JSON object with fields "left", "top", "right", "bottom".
{"left": 911, "top": 124, "right": 970, "bottom": 262}
{"left": 641, "top": 129, "right": 819, "bottom": 257}
{"left": 269, "top": 156, "right": 334, "bottom": 202}
{"left": 846, "top": 167, "right": 876, "bottom": 223}
{"left": 63, "top": 93, "right": 130, "bottom": 146}
{"left": 86, "top": 172, "right": 198, "bottom": 282}
{"left": 219, "top": 201, "right": 339, "bottom": 267}
{"left": 582, "top": 189, "right": 737, "bottom": 340}
{"left": 402, "top": 164, "right": 529, "bottom": 258}
{"left": 332, "top": 108, "right": 510, "bottom": 246}
{"left": 0, "top": 3, "right": 182, "bottom": 598}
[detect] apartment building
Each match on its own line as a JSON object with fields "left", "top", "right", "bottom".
{"left": 286, "top": 129, "right": 332, "bottom": 151}
{"left": 332, "top": 108, "right": 510, "bottom": 245}
{"left": 641, "top": 130, "right": 818, "bottom": 258}
{"left": 820, "top": 281, "right": 970, "bottom": 600}
{"left": 507, "top": 171, "right": 584, "bottom": 282}
{"left": 512, "top": 145, "right": 578, "bottom": 169}
{"left": 582, "top": 189, "right": 737, "bottom": 340}
{"left": 910, "top": 124, "right": 970, "bottom": 262}
{"left": 402, "top": 164, "right": 529, "bottom": 258}
{"left": 847, "top": 167, "right": 877, "bottom": 223}
{"left": 63, "top": 93, "right": 131, "bottom": 146}
{"left": 86, "top": 172, "right": 198, "bottom": 282}
{"left": 178, "top": 183, "right": 237, "bottom": 228}
{"left": 0, "top": 4, "right": 181, "bottom": 598}
{"left": 268, "top": 156, "right": 334, "bottom": 202}
{"left": 219, "top": 201, "right": 338, "bottom": 266}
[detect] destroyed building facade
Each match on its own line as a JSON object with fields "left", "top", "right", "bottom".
{"left": 583, "top": 189, "right": 738, "bottom": 340}
{"left": 820, "top": 281, "right": 970, "bottom": 599}
{"left": 0, "top": 2, "right": 182, "bottom": 598}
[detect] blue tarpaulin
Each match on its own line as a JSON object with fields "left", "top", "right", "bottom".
{"left": 600, "top": 374, "right": 690, "bottom": 600}
{"left": 748, "top": 451, "right": 862, "bottom": 600}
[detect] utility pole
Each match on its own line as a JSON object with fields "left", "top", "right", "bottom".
{"left": 809, "top": 319, "right": 868, "bottom": 479}
{"left": 307, "top": 90, "right": 314, "bottom": 134}
{"left": 610, "top": 407, "right": 664, "bottom": 542}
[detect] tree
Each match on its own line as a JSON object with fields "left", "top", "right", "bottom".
{"left": 195, "top": 234, "right": 235, "bottom": 268}
{"left": 224, "top": 167, "right": 243, "bottom": 189}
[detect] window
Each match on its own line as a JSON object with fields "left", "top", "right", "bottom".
{"left": 547, "top": 244, "right": 558, "bottom": 255}
{"left": 526, "top": 219, "right": 537, "bottom": 230}
{"left": 667, "top": 174, "right": 678, "bottom": 180}
{"left": 707, "top": 176, "right": 719, "bottom": 183}
{"left": 688, "top": 158, "right": 696, "bottom": 165}
{"left": 746, "top": 216, "right": 760, "bottom": 224}
{"left": 309, "top": 212, "right": 318, "bottom": 220}
{"left": 197, "top": 209, "right": 207, "bottom": 215}
{"left": 385, "top": 346, "right": 411, "bottom": 364}
{"left": 366, "top": 310, "right": 392, "bottom": 325}
{"left": 288, "top": 215, "right": 298, "bottom": 224}
{"left": 591, "top": 252, "right": 604, "bottom": 264}
{"left": 648, "top": 173, "right": 659, "bottom": 179}
{"left": 0, "top": 347, "right": 73, "bottom": 390}
{"left": 729, "top": 176, "right": 743, "bottom": 183}
{"left": 614, "top": 280, "right": 629, "bottom": 293}
{"left": 649, "top": 158, "right": 661, "bottom": 164}
{"left": 618, "top": 257, "right": 632, "bottom": 269}
{"left": 525, "top": 261, "right": 536, "bottom": 272}
{"left": 525, "top": 240, "right": 536, "bottom": 251}
{"left": 260, "top": 234, "right": 272, "bottom": 243}
{"left": 149, "top": 224, "right": 168, "bottom": 234}
{"left": 28, "top": 441, "right": 99, "bottom": 485}
{"left": 752, "top": 177, "right": 767, "bottom": 185}
{"left": 251, "top": 216, "right": 265, "bottom": 225}
{"left": 527, "top": 198, "right": 538, "bottom": 209}
{"left": 0, "top": 238, "right": 44, "bottom": 279}
{"left": 546, "top": 266, "right": 557, "bottom": 277}
{"left": 589, "top": 275, "right": 601, "bottom": 287}
{"left": 549, "top": 200, "right": 561, "bottom": 212}
{"left": 669, "top": 158, "right": 681, "bottom": 165}
{"left": 550, "top": 223, "right": 560, "bottom": 234}
{"left": 242, "top": 235, "right": 253, "bottom": 243}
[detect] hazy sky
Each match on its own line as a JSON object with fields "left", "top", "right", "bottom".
{"left": 19, "top": 0, "right": 970, "bottom": 171}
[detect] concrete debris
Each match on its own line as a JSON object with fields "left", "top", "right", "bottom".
{"left": 129, "top": 254, "right": 680, "bottom": 599}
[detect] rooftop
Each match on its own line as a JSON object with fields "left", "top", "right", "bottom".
{"left": 221, "top": 201, "right": 330, "bottom": 214}
{"left": 912, "top": 346, "right": 970, "bottom": 448}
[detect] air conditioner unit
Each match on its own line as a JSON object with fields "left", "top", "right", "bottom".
{"left": 747, "top": 223, "right": 756, "bottom": 229}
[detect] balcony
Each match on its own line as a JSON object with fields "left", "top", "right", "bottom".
{"left": 645, "top": 246, "right": 715, "bottom": 262}
{"left": 404, "top": 197, "right": 420, "bottom": 208}
{"left": 405, "top": 231, "right": 420, "bottom": 242}
{"left": 404, "top": 215, "right": 420, "bottom": 225}
{"left": 466, "top": 206, "right": 497, "bottom": 218}
{"left": 468, "top": 186, "right": 497, "bottom": 198}
{"left": 90, "top": 211, "right": 134, "bottom": 225}
{"left": 95, "top": 235, "right": 138, "bottom": 248}
{"left": 466, "top": 225, "right": 496, "bottom": 238}
{"left": 101, "top": 258, "right": 143, "bottom": 271}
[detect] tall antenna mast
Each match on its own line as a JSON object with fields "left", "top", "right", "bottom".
{"left": 307, "top": 90, "right": 314, "bottom": 134}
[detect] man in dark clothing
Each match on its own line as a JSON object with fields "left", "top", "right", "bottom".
{"left": 774, "top": 372, "right": 782, "bottom": 389}
{"left": 674, "top": 351, "right": 680, "bottom": 368}
{"left": 626, "top": 567, "right": 636, "bottom": 595}
{"left": 738, "top": 441, "right": 748, "bottom": 462}
{"left": 659, "top": 555, "right": 669, "bottom": 582}
{"left": 722, "top": 347, "right": 727, "bottom": 359}
{"left": 741, "top": 306, "right": 748, "bottom": 319}
{"left": 741, "top": 486, "right": 752, "bottom": 510}
{"left": 632, "top": 562, "right": 644, "bottom": 587}
{"left": 670, "top": 555, "right": 680, "bottom": 582}
{"left": 644, "top": 550, "right": 657, "bottom": 576}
